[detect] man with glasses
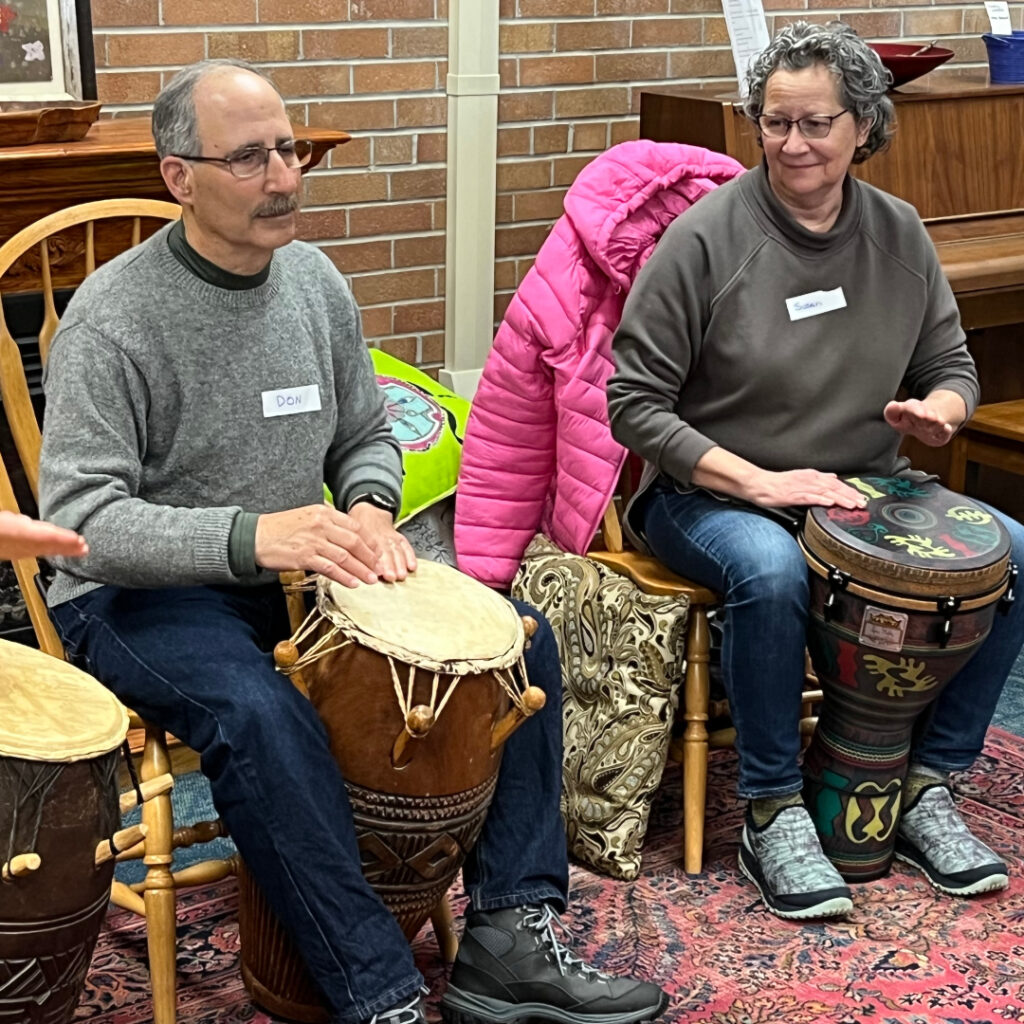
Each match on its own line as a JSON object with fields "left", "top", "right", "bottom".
{"left": 39, "top": 59, "right": 666, "bottom": 1024}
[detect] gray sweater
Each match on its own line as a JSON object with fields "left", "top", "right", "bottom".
{"left": 39, "top": 224, "right": 402, "bottom": 605}
{"left": 608, "top": 164, "right": 979, "bottom": 487}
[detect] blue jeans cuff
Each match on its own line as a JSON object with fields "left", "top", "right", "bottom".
{"left": 469, "top": 886, "right": 567, "bottom": 915}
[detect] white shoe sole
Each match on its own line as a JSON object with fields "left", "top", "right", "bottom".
{"left": 738, "top": 844, "right": 853, "bottom": 920}
{"left": 894, "top": 850, "right": 1009, "bottom": 896}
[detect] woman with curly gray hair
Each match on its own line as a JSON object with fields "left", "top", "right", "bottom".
{"left": 608, "top": 20, "right": 1022, "bottom": 920}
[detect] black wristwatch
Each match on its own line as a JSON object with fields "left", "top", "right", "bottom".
{"left": 348, "top": 492, "right": 398, "bottom": 515}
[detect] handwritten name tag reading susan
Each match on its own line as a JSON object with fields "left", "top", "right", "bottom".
{"left": 262, "top": 384, "right": 322, "bottom": 418}
{"left": 785, "top": 286, "right": 847, "bottom": 322}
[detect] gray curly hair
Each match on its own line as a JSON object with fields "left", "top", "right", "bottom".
{"left": 742, "top": 21, "right": 894, "bottom": 164}
{"left": 152, "top": 59, "right": 283, "bottom": 159}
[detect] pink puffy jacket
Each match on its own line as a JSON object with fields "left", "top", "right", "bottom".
{"left": 454, "top": 140, "right": 744, "bottom": 588}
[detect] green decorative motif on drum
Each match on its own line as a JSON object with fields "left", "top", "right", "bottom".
{"left": 798, "top": 477, "right": 1013, "bottom": 882}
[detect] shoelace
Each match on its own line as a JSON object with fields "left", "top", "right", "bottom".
{"left": 518, "top": 904, "right": 610, "bottom": 980}
{"left": 368, "top": 986, "right": 428, "bottom": 1024}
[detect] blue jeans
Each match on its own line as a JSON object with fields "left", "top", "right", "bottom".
{"left": 643, "top": 486, "right": 1024, "bottom": 800}
{"left": 51, "top": 584, "right": 567, "bottom": 1024}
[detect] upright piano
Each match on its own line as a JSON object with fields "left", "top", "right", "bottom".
{"left": 640, "top": 75, "right": 1024, "bottom": 519}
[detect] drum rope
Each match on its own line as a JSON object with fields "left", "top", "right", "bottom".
{"left": 1, "top": 761, "right": 62, "bottom": 878}
{"left": 121, "top": 738, "right": 145, "bottom": 808}
{"left": 277, "top": 604, "right": 355, "bottom": 676}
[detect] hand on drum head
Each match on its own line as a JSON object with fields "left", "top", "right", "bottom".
{"left": 0, "top": 511, "right": 88, "bottom": 560}
{"left": 884, "top": 394, "right": 964, "bottom": 448}
{"left": 746, "top": 469, "right": 868, "bottom": 510}
{"left": 254, "top": 504, "right": 384, "bottom": 587}
{"left": 347, "top": 502, "right": 417, "bottom": 583}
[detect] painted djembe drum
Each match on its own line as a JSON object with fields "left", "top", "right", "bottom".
{"left": 0, "top": 638, "right": 130, "bottom": 1024}
{"left": 799, "top": 476, "right": 1015, "bottom": 882}
{"left": 237, "top": 559, "right": 545, "bottom": 1023}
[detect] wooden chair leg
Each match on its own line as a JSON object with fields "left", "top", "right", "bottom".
{"left": 430, "top": 895, "right": 459, "bottom": 964}
{"left": 140, "top": 724, "right": 178, "bottom": 1024}
{"left": 681, "top": 606, "right": 711, "bottom": 875}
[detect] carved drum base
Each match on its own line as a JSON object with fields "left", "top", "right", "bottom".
{"left": 239, "top": 774, "right": 498, "bottom": 1023}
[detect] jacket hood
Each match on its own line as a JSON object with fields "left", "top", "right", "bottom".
{"left": 562, "top": 139, "right": 746, "bottom": 290}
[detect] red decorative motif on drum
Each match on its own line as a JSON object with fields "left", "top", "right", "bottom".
{"left": 837, "top": 639, "right": 860, "bottom": 688}
{"left": 826, "top": 508, "right": 871, "bottom": 526}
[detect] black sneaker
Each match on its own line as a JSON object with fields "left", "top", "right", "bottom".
{"left": 894, "top": 782, "right": 1009, "bottom": 896}
{"left": 737, "top": 804, "right": 853, "bottom": 920}
{"left": 439, "top": 904, "right": 668, "bottom": 1024}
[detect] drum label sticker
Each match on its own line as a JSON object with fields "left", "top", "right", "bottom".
{"left": 262, "top": 385, "right": 322, "bottom": 418}
{"left": 785, "top": 286, "right": 846, "bottom": 321}
{"left": 859, "top": 605, "right": 908, "bottom": 653}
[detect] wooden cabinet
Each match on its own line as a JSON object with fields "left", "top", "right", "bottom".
{"left": 639, "top": 75, "right": 1024, "bottom": 518}
{"left": 0, "top": 117, "right": 348, "bottom": 294}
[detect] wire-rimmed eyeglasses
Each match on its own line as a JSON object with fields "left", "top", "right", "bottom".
{"left": 756, "top": 110, "right": 850, "bottom": 140}
{"left": 171, "top": 138, "right": 314, "bottom": 179}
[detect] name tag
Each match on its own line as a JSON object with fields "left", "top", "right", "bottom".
{"left": 785, "top": 286, "right": 847, "bottom": 322}
{"left": 262, "top": 384, "right": 322, "bottom": 418}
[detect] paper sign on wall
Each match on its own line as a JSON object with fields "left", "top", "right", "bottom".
{"left": 721, "top": 0, "right": 770, "bottom": 97}
{"left": 985, "top": 1, "right": 1013, "bottom": 35}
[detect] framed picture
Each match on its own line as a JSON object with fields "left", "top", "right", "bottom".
{"left": 0, "top": 0, "right": 96, "bottom": 102}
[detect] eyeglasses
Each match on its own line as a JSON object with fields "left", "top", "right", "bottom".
{"left": 171, "top": 138, "right": 314, "bottom": 179}
{"left": 756, "top": 110, "right": 850, "bottom": 140}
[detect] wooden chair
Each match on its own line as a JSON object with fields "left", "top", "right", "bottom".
{"left": 0, "top": 199, "right": 457, "bottom": 1024}
{"left": 0, "top": 198, "right": 238, "bottom": 1024}
{"left": 588, "top": 479, "right": 820, "bottom": 874}
{"left": 948, "top": 399, "right": 1024, "bottom": 496}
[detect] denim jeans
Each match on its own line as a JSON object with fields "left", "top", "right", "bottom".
{"left": 51, "top": 584, "right": 567, "bottom": 1024}
{"left": 643, "top": 486, "right": 1024, "bottom": 800}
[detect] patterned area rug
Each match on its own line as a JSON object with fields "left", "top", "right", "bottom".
{"left": 79, "top": 728, "right": 1024, "bottom": 1024}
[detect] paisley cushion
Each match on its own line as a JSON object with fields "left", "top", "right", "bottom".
{"left": 512, "top": 534, "right": 689, "bottom": 880}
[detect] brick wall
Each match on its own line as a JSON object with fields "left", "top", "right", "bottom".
{"left": 90, "top": 0, "right": 1020, "bottom": 373}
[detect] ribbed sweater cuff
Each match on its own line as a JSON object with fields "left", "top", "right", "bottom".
{"left": 193, "top": 508, "right": 241, "bottom": 580}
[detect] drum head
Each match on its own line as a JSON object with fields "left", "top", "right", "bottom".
{"left": 318, "top": 559, "right": 525, "bottom": 672}
{"left": 803, "top": 476, "right": 1011, "bottom": 597}
{"left": 0, "top": 638, "right": 128, "bottom": 761}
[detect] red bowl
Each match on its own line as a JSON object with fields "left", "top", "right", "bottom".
{"left": 867, "top": 42, "right": 954, "bottom": 88}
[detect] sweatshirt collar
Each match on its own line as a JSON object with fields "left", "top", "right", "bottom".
{"left": 741, "top": 160, "right": 862, "bottom": 253}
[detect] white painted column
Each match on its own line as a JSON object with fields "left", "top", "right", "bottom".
{"left": 440, "top": 0, "right": 500, "bottom": 400}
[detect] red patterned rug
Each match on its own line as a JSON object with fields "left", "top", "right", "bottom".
{"left": 78, "top": 728, "right": 1024, "bottom": 1024}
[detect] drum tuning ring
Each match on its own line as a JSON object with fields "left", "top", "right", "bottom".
{"left": 824, "top": 567, "right": 850, "bottom": 621}
{"left": 937, "top": 594, "right": 961, "bottom": 649}
{"left": 999, "top": 562, "right": 1018, "bottom": 615}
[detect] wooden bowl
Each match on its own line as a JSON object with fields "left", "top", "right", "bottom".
{"left": 868, "top": 43, "right": 954, "bottom": 89}
{"left": 0, "top": 101, "right": 102, "bottom": 146}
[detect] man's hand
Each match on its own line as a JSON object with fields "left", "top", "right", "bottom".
{"left": 254, "top": 504, "right": 384, "bottom": 587}
{"left": 348, "top": 502, "right": 417, "bottom": 582}
{"left": 0, "top": 511, "right": 88, "bottom": 560}
{"left": 884, "top": 391, "right": 967, "bottom": 448}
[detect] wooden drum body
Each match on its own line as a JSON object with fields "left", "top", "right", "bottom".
{"left": 799, "top": 477, "right": 1013, "bottom": 882}
{"left": 239, "top": 561, "right": 542, "bottom": 1023}
{"left": 0, "top": 639, "right": 128, "bottom": 1024}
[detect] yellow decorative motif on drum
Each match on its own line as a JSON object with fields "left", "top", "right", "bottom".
{"left": 862, "top": 654, "right": 938, "bottom": 698}
{"left": 844, "top": 779, "right": 901, "bottom": 845}
{"left": 883, "top": 534, "right": 956, "bottom": 559}
{"left": 946, "top": 506, "right": 993, "bottom": 526}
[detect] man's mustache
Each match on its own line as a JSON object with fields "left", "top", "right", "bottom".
{"left": 255, "top": 194, "right": 300, "bottom": 218}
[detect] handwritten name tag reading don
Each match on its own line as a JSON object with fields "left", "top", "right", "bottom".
{"left": 262, "top": 384, "right": 322, "bottom": 418}
{"left": 785, "top": 286, "right": 847, "bottom": 322}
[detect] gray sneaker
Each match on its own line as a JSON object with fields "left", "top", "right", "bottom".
{"left": 370, "top": 992, "right": 426, "bottom": 1024}
{"left": 895, "top": 783, "right": 1009, "bottom": 896}
{"left": 738, "top": 804, "right": 853, "bottom": 920}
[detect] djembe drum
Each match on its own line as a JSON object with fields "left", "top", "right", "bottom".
{"left": 799, "top": 476, "right": 1015, "bottom": 882}
{"left": 0, "top": 638, "right": 132, "bottom": 1024}
{"left": 238, "top": 559, "right": 545, "bottom": 1023}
